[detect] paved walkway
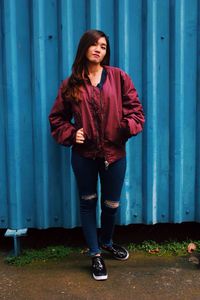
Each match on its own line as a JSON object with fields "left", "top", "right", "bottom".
{"left": 0, "top": 251, "right": 200, "bottom": 300}
{"left": 1, "top": 224, "right": 200, "bottom": 300}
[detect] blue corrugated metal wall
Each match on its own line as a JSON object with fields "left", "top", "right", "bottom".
{"left": 0, "top": 0, "right": 199, "bottom": 229}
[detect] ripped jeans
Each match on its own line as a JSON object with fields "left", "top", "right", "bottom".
{"left": 71, "top": 150, "right": 126, "bottom": 256}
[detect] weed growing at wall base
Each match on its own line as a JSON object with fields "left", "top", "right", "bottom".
{"left": 5, "top": 240, "right": 200, "bottom": 266}
{"left": 128, "top": 240, "right": 200, "bottom": 256}
{"left": 5, "top": 246, "right": 75, "bottom": 266}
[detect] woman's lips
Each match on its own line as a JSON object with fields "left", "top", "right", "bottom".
{"left": 92, "top": 54, "right": 100, "bottom": 58}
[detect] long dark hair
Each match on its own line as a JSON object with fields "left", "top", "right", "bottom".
{"left": 62, "top": 29, "right": 110, "bottom": 101}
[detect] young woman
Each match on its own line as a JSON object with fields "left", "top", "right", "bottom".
{"left": 49, "top": 29, "right": 145, "bottom": 280}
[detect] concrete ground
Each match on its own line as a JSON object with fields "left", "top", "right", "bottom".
{"left": 0, "top": 251, "right": 200, "bottom": 300}
{"left": 1, "top": 224, "right": 200, "bottom": 300}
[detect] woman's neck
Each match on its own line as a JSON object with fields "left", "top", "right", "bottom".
{"left": 87, "top": 63, "right": 103, "bottom": 75}
{"left": 87, "top": 63, "right": 103, "bottom": 86}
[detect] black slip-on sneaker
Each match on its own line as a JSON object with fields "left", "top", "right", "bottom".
{"left": 101, "top": 244, "right": 129, "bottom": 261}
{"left": 92, "top": 256, "right": 108, "bottom": 280}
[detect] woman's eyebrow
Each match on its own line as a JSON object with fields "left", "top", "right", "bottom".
{"left": 99, "top": 42, "right": 107, "bottom": 47}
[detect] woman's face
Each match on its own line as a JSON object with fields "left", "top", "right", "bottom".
{"left": 86, "top": 37, "right": 107, "bottom": 65}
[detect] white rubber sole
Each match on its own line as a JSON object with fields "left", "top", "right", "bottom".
{"left": 93, "top": 274, "right": 108, "bottom": 281}
{"left": 114, "top": 251, "right": 129, "bottom": 261}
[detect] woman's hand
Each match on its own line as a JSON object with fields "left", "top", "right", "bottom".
{"left": 75, "top": 128, "right": 85, "bottom": 144}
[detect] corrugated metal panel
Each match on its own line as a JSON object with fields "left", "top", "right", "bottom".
{"left": 0, "top": 0, "right": 199, "bottom": 229}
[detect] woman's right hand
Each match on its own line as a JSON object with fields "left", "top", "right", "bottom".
{"left": 75, "top": 128, "right": 85, "bottom": 144}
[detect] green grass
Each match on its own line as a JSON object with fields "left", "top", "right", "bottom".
{"left": 5, "top": 240, "right": 200, "bottom": 266}
{"left": 5, "top": 246, "right": 76, "bottom": 266}
{"left": 127, "top": 240, "right": 200, "bottom": 256}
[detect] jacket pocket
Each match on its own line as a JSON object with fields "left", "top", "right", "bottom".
{"left": 104, "top": 125, "right": 126, "bottom": 146}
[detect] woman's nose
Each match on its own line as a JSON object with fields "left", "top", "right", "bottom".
{"left": 94, "top": 45, "right": 100, "bottom": 52}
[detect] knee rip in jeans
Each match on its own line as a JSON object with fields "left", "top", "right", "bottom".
{"left": 104, "top": 200, "right": 119, "bottom": 209}
{"left": 81, "top": 193, "right": 97, "bottom": 200}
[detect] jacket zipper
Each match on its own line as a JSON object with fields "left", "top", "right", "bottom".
{"left": 100, "top": 89, "right": 109, "bottom": 170}
{"left": 91, "top": 87, "right": 100, "bottom": 157}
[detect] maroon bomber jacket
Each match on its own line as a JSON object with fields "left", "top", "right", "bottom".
{"left": 49, "top": 66, "right": 145, "bottom": 165}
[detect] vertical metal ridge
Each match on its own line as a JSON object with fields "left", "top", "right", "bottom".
{"left": 156, "top": 0, "right": 170, "bottom": 223}
{"left": 89, "top": 0, "right": 101, "bottom": 29}
{"left": 115, "top": 0, "right": 128, "bottom": 70}
{"left": 0, "top": 0, "right": 8, "bottom": 228}
{"left": 142, "top": 0, "right": 159, "bottom": 224}
{"left": 3, "top": 0, "right": 22, "bottom": 228}
{"left": 29, "top": 0, "right": 37, "bottom": 229}
{"left": 59, "top": 0, "right": 74, "bottom": 76}
{"left": 195, "top": 0, "right": 200, "bottom": 221}
{"left": 151, "top": 0, "right": 158, "bottom": 224}
{"left": 176, "top": 1, "right": 185, "bottom": 218}
{"left": 169, "top": 0, "right": 184, "bottom": 222}
{"left": 170, "top": 0, "right": 198, "bottom": 222}
{"left": 181, "top": 0, "right": 198, "bottom": 221}
{"left": 128, "top": 0, "right": 143, "bottom": 225}
{"left": 169, "top": 0, "right": 176, "bottom": 222}
{"left": 119, "top": 0, "right": 144, "bottom": 225}
{"left": 32, "top": 0, "right": 50, "bottom": 227}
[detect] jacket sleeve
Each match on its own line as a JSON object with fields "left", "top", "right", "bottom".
{"left": 48, "top": 81, "right": 76, "bottom": 147}
{"left": 120, "top": 71, "right": 145, "bottom": 137}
